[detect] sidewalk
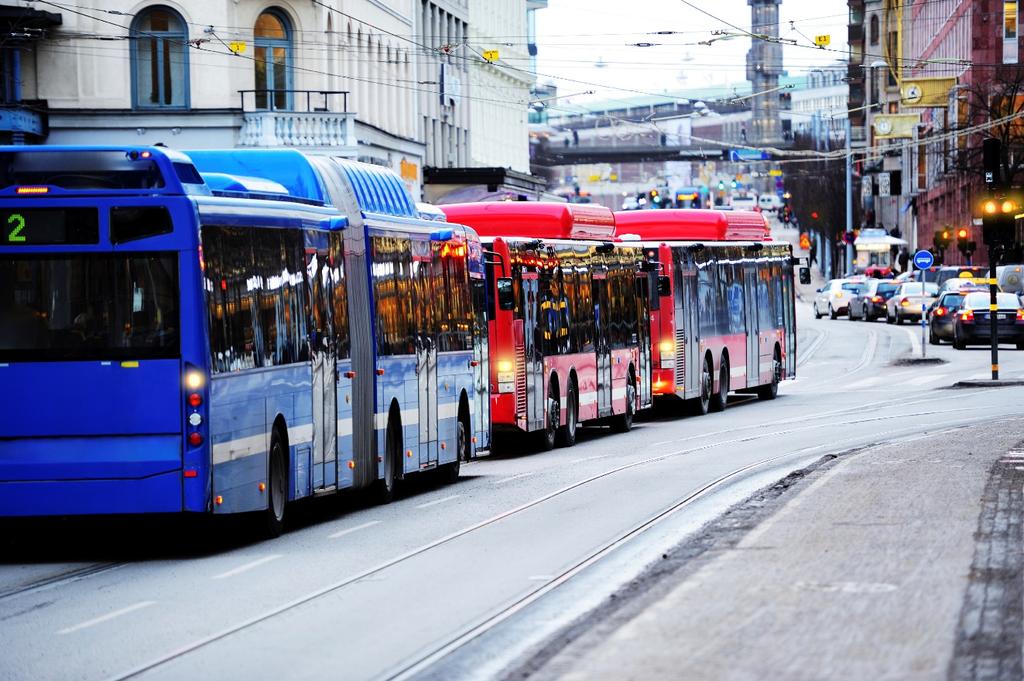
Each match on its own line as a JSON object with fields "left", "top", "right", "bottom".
{"left": 533, "top": 418, "right": 1024, "bottom": 681}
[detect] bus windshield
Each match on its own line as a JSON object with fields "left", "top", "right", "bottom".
{"left": 0, "top": 253, "right": 179, "bottom": 361}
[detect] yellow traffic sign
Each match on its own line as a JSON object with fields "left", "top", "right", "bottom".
{"left": 769, "top": 169, "right": 783, "bottom": 177}
{"left": 228, "top": 41, "right": 246, "bottom": 54}
{"left": 814, "top": 35, "right": 830, "bottom": 47}
{"left": 483, "top": 50, "right": 499, "bottom": 62}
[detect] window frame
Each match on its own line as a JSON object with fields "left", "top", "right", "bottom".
{"left": 253, "top": 8, "right": 294, "bottom": 110}
{"left": 129, "top": 5, "right": 190, "bottom": 110}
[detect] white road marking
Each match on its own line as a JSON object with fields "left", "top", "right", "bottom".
{"left": 415, "top": 494, "right": 461, "bottom": 509}
{"left": 906, "top": 373, "right": 948, "bottom": 386}
{"left": 650, "top": 440, "right": 674, "bottom": 447}
{"left": 328, "top": 520, "right": 381, "bottom": 539}
{"left": 845, "top": 376, "right": 885, "bottom": 390}
{"left": 527, "top": 575, "right": 555, "bottom": 581}
{"left": 570, "top": 455, "right": 607, "bottom": 464}
{"left": 58, "top": 601, "right": 155, "bottom": 635}
{"left": 903, "top": 327, "right": 923, "bottom": 357}
{"left": 212, "top": 554, "right": 282, "bottom": 580}
{"left": 494, "top": 472, "right": 535, "bottom": 485}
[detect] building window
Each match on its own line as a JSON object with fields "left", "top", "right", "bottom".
{"left": 131, "top": 6, "right": 188, "bottom": 109}
{"left": 869, "top": 15, "right": 879, "bottom": 45}
{"left": 1005, "top": 1, "right": 1018, "bottom": 63}
{"left": 254, "top": 9, "right": 293, "bottom": 109}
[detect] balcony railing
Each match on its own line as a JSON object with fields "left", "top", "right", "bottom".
{"left": 237, "top": 90, "right": 356, "bottom": 150}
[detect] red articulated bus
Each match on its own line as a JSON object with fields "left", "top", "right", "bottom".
{"left": 441, "top": 202, "right": 654, "bottom": 450}
{"left": 614, "top": 209, "right": 796, "bottom": 414}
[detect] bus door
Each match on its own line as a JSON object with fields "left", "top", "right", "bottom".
{"left": 308, "top": 239, "right": 338, "bottom": 491}
{"left": 520, "top": 271, "right": 544, "bottom": 430}
{"left": 592, "top": 269, "right": 612, "bottom": 417}
{"left": 413, "top": 240, "right": 440, "bottom": 466}
{"left": 635, "top": 271, "right": 653, "bottom": 407}
{"left": 471, "top": 277, "right": 490, "bottom": 450}
{"left": 743, "top": 260, "right": 760, "bottom": 388}
{"left": 679, "top": 250, "right": 700, "bottom": 397}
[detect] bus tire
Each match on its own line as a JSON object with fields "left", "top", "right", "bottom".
{"left": 262, "top": 427, "right": 288, "bottom": 539}
{"left": 711, "top": 355, "right": 729, "bottom": 412}
{"left": 538, "top": 382, "right": 558, "bottom": 451}
{"left": 612, "top": 376, "right": 635, "bottom": 433}
{"left": 440, "top": 399, "right": 469, "bottom": 484}
{"left": 379, "top": 410, "right": 402, "bottom": 503}
{"left": 691, "top": 356, "right": 713, "bottom": 416}
{"left": 558, "top": 380, "right": 578, "bottom": 447}
{"left": 757, "top": 346, "right": 781, "bottom": 401}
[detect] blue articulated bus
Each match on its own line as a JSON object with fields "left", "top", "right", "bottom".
{"left": 0, "top": 146, "right": 482, "bottom": 535}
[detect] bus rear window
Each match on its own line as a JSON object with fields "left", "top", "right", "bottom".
{"left": 0, "top": 150, "right": 165, "bottom": 191}
{"left": 0, "top": 253, "right": 179, "bottom": 362}
{"left": 110, "top": 206, "right": 173, "bottom": 243}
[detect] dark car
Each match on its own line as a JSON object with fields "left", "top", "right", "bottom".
{"left": 951, "top": 292, "right": 1024, "bottom": 350}
{"left": 935, "top": 265, "right": 987, "bottom": 287}
{"left": 928, "top": 292, "right": 965, "bottom": 344}
{"left": 849, "top": 279, "right": 900, "bottom": 321}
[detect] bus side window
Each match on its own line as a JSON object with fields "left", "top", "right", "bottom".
{"left": 496, "top": 277, "right": 515, "bottom": 311}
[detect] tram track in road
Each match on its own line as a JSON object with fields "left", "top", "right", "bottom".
{"left": 99, "top": 391, "right": 1001, "bottom": 681}
{"left": 387, "top": 415, "right": 1002, "bottom": 681}
{"left": 0, "top": 561, "right": 127, "bottom": 603}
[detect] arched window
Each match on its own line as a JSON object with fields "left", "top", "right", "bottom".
{"left": 869, "top": 15, "right": 879, "bottom": 45}
{"left": 254, "top": 9, "right": 292, "bottom": 109}
{"left": 131, "top": 6, "right": 188, "bottom": 109}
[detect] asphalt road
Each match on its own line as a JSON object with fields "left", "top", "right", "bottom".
{"left": 2, "top": 299, "right": 1024, "bottom": 681}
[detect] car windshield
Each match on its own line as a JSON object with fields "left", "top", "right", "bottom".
{"left": 901, "top": 283, "right": 924, "bottom": 295}
{"left": 964, "top": 292, "right": 1021, "bottom": 309}
{"left": 877, "top": 283, "right": 898, "bottom": 295}
{"left": 939, "top": 294, "right": 964, "bottom": 309}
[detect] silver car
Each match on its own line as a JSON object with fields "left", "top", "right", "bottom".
{"left": 886, "top": 281, "right": 938, "bottom": 324}
{"left": 813, "top": 279, "right": 866, "bottom": 319}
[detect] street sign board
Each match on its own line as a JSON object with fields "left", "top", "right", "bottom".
{"left": 814, "top": 34, "right": 831, "bottom": 47}
{"left": 878, "top": 172, "right": 891, "bottom": 197}
{"left": 729, "top": 149, "right": 770, "bottom": 161}
{"left": 913, "top": 249, "right": 934, "bottom": 269}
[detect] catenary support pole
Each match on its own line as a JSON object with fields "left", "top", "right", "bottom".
{"left": 845, "top": 117, "right": 854, "bottom": 276}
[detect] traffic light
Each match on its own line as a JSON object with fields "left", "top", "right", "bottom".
{"left": 717, "top": 180, "right": 725, "bottom": 191}
{"left": 730, "top": 179, "right": 738, "bottom": 189}
{"left": 956, "top": 227, "right": 971, "bottom": 255}
{"left": 981, "top": 196, "right": 1017, "bottom": 246}
{"left": 810, "top": 211, "right": 819, "bottom": 220}
{"left": 934, "top": 229, "right": 950, "bottom": 251}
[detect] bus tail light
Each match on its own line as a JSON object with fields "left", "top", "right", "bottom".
{"left": 188, "top": 393, "right": 202, "bottom": 407}
{"left": 188, "top": 432, "right": 203, "bottom": 447}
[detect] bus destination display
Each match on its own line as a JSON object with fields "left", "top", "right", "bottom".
{"left": 1, "top": 208, "right": 99, "bottom": 245}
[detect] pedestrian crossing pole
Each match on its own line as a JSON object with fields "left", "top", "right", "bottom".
{"left": 982, "top": 138, "right": 1003, "bottom": 380}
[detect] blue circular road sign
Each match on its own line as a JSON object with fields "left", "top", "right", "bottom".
{"left": 913, "top": 249, "right": 934, "bottom": 269}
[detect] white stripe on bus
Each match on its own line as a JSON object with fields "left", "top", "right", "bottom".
{"left": 730, "top": 365, "right": 746, "bottom": 378}
{"left": 212, "top": 433, "right": 267, "bottom": 465}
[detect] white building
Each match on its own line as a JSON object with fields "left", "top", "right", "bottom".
{"left": 467, "top": 0, "right": 531, "bottom": 172}
{"left": 0, "top": 0, "right": 509, "bottom": 199}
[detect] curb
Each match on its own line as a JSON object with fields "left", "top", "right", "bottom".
{"left": 952, "top": 379, "right": 1024, "bottom": 388}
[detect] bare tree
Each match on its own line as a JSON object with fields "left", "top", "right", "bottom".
{"left": 948, "top": 66, "right": 1024, "bottom": 186}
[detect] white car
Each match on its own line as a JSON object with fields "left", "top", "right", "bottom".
{"left": 758, "top": 194, "right": 782, "bottom": 212}
{"left": 732, "top": 196, "right": 757, "bottom": 211}
{"left": 813, "top": 279, "right": 867, "bottom": 319}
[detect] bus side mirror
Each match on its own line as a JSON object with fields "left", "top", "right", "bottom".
{"left": 658, "top": 275, "right": 671, "bottom": 297}
{"left": 496, "top": 277, "right": 515, "bottom": 311}
{"left": 799, "top": 267, "right": 811, "bottom": 285}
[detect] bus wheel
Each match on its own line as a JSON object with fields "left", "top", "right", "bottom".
{"left": 440, "top": 411, "right": 467, "bottom": 484}
{"left": 262, "top": 429, "right": 287, "bottom": 538}
{"left": 379, "top": 414, "right": 402, "bottom": 503}
{"left": 613, "top": 378, "right": 635, "bottom": 433}
{"left": 538, "top": 384, "right": 558, "bottom": 451}
{"left": 558, "top": 382, "right": 578, "bottom": 447}
{"left": 711, "top": 356, "right": 729, "bottom": 412}
{"left": 691, "top": 356, "right": 713, "bottom": 416}
{"left": 757, "top": 347, "right": 781, "bottom": 401}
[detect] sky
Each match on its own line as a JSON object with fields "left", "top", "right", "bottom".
{"left": 533, "top": 0, "right": 850, "bottom": 110}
